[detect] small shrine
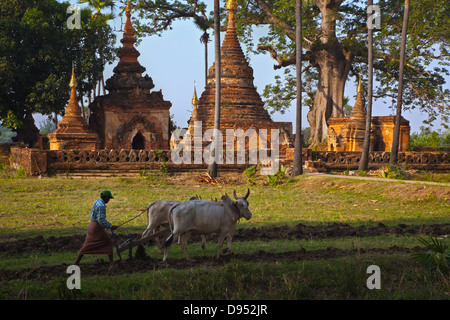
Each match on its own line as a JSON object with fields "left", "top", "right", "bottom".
{"left": 327, "top": 78, "right": 410, "bottom": 152}
{"left": 88, "top": 1, "right": 172, "bottom": 150}
{"left": 48, "top": 64, "right": 98, "bottom": 150}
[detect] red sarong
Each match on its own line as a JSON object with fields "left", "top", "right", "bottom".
{"left": 78, "top": 221, "right": 113, "bottom": 256}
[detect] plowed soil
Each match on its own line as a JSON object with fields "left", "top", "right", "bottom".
{"left": 1, "top": 222, "right": 448, "bottom": 281}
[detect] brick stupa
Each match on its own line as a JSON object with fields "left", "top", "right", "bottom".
{"left": 186, "top": 0, "right": 293, "bottom": 149}
{"left": 48, "top": 64, "right": 98, "bottom": 150}
{"left": 89, "top": 1, "right": 172, "bottom": 150}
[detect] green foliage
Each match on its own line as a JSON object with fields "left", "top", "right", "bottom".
{"left": 243, "top": 165, "right": 257, "bottom": 185}
{"left": 156, "top": 150, "right": 168, "bottom": 175}
{"left": 0, "top": 164, "right": 28, "bottom": 179}
{"left": 412, "top": 236, "right": 450, "bottom": 274}
{"left": 379, "top": 165, "right": 408, "bottom": 180}
{"left": 408, "top": 127, "right": 450, "bottom": 151}
{"left": 266, "top": 165, "right": 289, "bottom": 186}
{"left": 0, "top": 0, "right": 116, "bottom": 133}
{"left": 356, "top": 170, "right": 367, "bottom": 177}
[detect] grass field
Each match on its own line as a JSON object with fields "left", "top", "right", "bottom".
{"left": 0, "top": 171, "right": 449, "bottom": 300}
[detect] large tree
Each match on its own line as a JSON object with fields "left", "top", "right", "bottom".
{"left": 0, "top": 0, "right": 116, "bottom": 143}
{"left": 131, "top": 0, "right": 450, "bottom": 146}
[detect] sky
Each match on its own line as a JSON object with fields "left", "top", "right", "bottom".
{"left": 35, "top": 0, "right": 448, "bottom": 135}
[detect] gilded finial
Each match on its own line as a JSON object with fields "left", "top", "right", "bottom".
{"left": 126, "top": 0, "right": 130, "bottom": 12}
{"left": 226, "top": 0, "right": 237, "bottom": 10}
{"left": 192, "top": 81, "right": 199, "bottom": 106}
{"left": 70, "top": 62, "right": 77, "bottom": 88}
{"left": 357, "top": 73, "right": 362, "bottom": 93}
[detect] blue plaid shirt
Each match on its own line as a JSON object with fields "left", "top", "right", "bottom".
{"left": 90, "top": 199, "right": 112, "bottom": 229}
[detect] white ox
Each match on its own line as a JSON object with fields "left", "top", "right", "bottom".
{"left": 141, "top": 196, "right": 205, "bottom": 252}
{"left": 163, "top": 189, "right": 252, "bottom": 262}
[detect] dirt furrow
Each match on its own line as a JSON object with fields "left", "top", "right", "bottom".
{"left": 0, "top": 245, "right": 427, "bottom": 281}
{"left": 0, "top": 223, "right": 448, "bottom": 255}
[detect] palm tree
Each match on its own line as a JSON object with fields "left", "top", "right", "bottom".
{"left": 292, "top": 0, "right": 314, "bottom": 176}
{"left": 78, "top": 0, "right": 116, "bottom": 98}
{"left": 199, "top": 31, "right": 211, "bottom": 88}
{"left": 390, "top": 0, "right": 410, "bottom": 165}
{"left": 207, "top": 0, "right": 221, "bottom": 178}
{"left": 359, "top": 0, "right": 375, "bottom": 172}
{"left": 292, "top": 0, "right": 303, "bottom": 176}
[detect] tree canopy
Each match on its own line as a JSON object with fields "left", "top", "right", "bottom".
{"left": 131, "top": 0, "right": 450, "bottom": 144}
{"left": 0, "top": 0, "right": 116, "bottom": 137}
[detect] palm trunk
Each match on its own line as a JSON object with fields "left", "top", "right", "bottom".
{"left": 390, "top": 0, "right": 410, "bottom": 165}
{"left": 204, "top": 36, "right": 208, "bottom": 88}
{"left": 207, "top": 0, "right": 221, "bottom": 178}
{"left": 359, "top": 0, "right": 374, "bottom": 171}
{"left": 293, "top": 0, "right": 303, "bottom": 176}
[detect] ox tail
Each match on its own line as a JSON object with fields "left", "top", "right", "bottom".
{"left": 163, "top": 202, "right": 181, "bottom": 248}
{"left": 163, "top": 233, "right": 174, "bottom": 248}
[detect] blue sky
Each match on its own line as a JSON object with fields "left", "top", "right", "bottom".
{"left": 35, "top": 0, "right": 448, "bottom": 135}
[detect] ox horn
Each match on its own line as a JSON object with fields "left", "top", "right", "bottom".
{"left": 244, "top": 188, "right": 250, "bottom": 199}
{"left": 233, "top": 190, "right": 238, "bottom": 200}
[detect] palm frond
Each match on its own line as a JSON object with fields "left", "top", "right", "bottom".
{"left": 413, "top": 235, "right": 450, "bottom": 273}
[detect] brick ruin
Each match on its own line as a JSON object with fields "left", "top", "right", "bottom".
{"left": 88, "top": 2, "right": 171, "bottom": 151}
{"left": 327, "top": 78, "right": 410, "bottom": 152}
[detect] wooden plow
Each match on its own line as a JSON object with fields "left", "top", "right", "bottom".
{"left": 111, "top": 228, "right": 170, "bottom": 261}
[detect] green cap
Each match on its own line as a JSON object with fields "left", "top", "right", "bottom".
{"left": 101, "top": 190, "right": 114, "bottom": 199}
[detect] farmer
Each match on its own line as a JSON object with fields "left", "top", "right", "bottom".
{"left": 74, "top": 190, "right": 118, "bottom": 266}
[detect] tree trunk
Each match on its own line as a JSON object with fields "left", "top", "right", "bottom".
{"left": 207, "top": 0, "right": 221, "bottom": 178}
{"left": 53, "top": 112, "right": 58, "bottom": 128}
{"left": 307, "top": 50, "right": 351, "bottom": 145}
{"left": 101, "top": 73, "right": 106, "bottom": 95}
{"left": 390, "top": 0, "right": 410, "bottom": 165}
{"left": 293, "top": 0, "right": 303, "bottom": 176}
{"left": 307, "top": 1, "right": 353, "bottom": 145}
{"left": 204, "top": 36, "right": 208, "bottom": 88}
{"left": 359, "top": 0, "right": 374, "bottom": 172}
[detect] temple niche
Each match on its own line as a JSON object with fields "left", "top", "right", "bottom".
{"left": 184, "top": 0, "right": 293, "bottom": 152}
{"left": 327, "top": 79, "right": 410, "bottom": 152}
{"left": 89, "top": 2, "right": 172, "bottom": 151}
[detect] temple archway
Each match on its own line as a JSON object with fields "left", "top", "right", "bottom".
{"left": 132, "top": 132, "right": 145, "bottom": 150}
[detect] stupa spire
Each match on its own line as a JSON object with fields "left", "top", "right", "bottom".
{"left": 350, "top": 74, "right": 366, "bottom": 119}
{"left": 112, "top": 0, "right": 145, "bottom": 75}
{"left": 51, "top": 63, "right": 90, "bottom": 134}
{"left": 192, "top": 81, "right": 199, "bottom": 107}
{"left": 69, "top": 61, "right": 77, "bottom": 88}
{"left": 106, "top": 0, "right": 154, "bottom": 93}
